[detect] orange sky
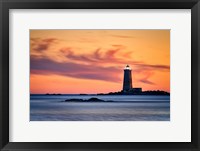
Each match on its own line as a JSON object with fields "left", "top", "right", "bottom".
{"left": 30, "top": 30, "right": 170, "bottom": 94}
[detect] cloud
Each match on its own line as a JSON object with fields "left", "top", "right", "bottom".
{"left": 112, "top": 44, "right": 126, "bottom": 49}
{"left": 139, "top": 79, "right": 155, "bottom": 85}
{"left": 30, "top": 56, "right": 121, "bottom": 82}
{"left": 31, "top": 44, "right": 169, "bottom": 85}
{"left": 132, "top": 63, "right": 169, "bottom": 85}
{"left": 60, "top": 47, "right": 169, "bottom": 73}
{"left": 94, "top": 48, "right": 101, "bottom": 59}
{"left": 105, "top": 48, "right": 120, "bottom": 57}
{"left": 59, "top": 46, "right": 170, "bottom": 82}
{"left": 135, "top": 63, "right": 170, "bottom": 71}
{"left": 31, "top": 38, "right": 58, "bottom": 52}
{"left": 136, "top": 71, "right": 155, "bottom": 85}
{"left": 34, "top": 44, "right": 48, "bottom": 51}
{"left": 60, "top": 46, "right": 141, "bottom": 66}
{"left": 62, "top": 49, "right": 98, "bottom": 63}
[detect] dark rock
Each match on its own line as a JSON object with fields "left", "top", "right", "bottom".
{"left": 79, "top": 94, "right": 87, "bottom": 95}
{"left": 65, "top": 99, "right": 84, "bottom": 102}
{"left": 87, "top": 98, "right": 105, "bottom": 102}
{"left": 46, "top": 93, "right": 61, "bottom": 95}
{"left": 64, "top": 97, "right": 111, "bottom": 102}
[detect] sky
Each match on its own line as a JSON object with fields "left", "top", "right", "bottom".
{"left": 30, "top": 30, "right": 170, "bottom": 94}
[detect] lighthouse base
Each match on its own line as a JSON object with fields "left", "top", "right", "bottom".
{"left": 122, "top": 88, "right": 142, "bottom": 93}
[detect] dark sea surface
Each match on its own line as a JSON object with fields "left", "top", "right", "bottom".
{"left": 30, "top": 95, "right": 170, "bottom": 121}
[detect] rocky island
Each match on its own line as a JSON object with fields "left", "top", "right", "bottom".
{"left": 65, "top": 97, "right": 113, "bottom": 102}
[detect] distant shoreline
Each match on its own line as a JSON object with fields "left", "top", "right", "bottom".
{"left": 97, "top": 90, "right": 170, "bottom": 96}
{"left": 31, "top": 90, "right": 170, "bottom": 96}
{"left": 63, "top": 97, "right": 170, "bottom": 103}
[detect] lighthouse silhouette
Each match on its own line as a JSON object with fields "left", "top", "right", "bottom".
{"left": 122, "top": 65, "right": 133, "bottom": 91}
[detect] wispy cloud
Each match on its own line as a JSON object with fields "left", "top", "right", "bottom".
{"left": 31, "top": 39, "right": 169, "bottom": 85}
{"left": 140, "top": 79, "right": 155, "bottom": 85}
{"left": 139, "top": 64, "right": 170, "bottom": 70}
{"left": 60, "top": 47, "right": 141, "bottom": 66}
{"left": 138, "top": 71, "right": 155, "bottom": 85}
{"left": 31, "top": 38, "right": 58, "bottom": 52}
{"left": 31, "top": 56, "right": 121, "bottom": 82}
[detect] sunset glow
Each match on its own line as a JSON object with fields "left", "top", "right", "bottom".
{"left": 30, "top": 30, "right": 170, "bottom": 94}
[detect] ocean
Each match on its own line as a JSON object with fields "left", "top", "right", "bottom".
{"left": 30, "top": 95, "right": 170, "bottom": 121}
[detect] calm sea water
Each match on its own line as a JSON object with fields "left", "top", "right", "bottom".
{"left": 30, "top": 95, "right": 170, "bottom": 121}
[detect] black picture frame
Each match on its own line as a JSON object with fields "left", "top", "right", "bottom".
{"left": 0, "top": 0, "right": 200, "bottom": 151}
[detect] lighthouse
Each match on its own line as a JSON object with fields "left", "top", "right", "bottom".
{"left": 122, "top": 65, "right": 133, "bottom": 91}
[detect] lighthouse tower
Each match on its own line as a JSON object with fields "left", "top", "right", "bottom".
{"left": 122, "top": 65, "right": 133, "bottom": 91}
